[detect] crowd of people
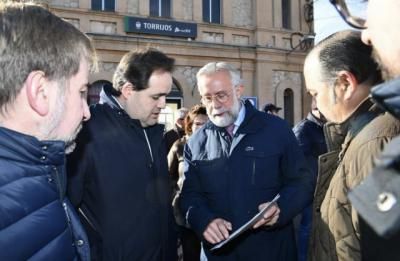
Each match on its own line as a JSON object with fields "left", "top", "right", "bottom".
{"left": 1, "top": 0, "right": 400, "bottom": 261}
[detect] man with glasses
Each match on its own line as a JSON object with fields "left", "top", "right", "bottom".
{"left": 330, "top": 0, "right": 400, "bottom": 260}
{"left": 180, "top": 62, "right": 313, "bottom": 260}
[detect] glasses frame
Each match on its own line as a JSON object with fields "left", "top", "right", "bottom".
{"left": 201, "top": 90, "right": 232, "bottom": 105}
{"left": 329, "top": 0, "right": 367, "bottom": 30}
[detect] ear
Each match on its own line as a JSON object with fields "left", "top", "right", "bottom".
{"left": 235, "top": 84, "right": 244, "bottom": 98}
{"left": 25, "top": 71, "right": 49, "bottom": 116}
{"left": 120, "top": 82, "right": 135, "bottom": 99}
{"left": 336, "top": 70, "right": 358, "bottom": 100}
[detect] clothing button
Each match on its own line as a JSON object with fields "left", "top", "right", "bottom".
{"left": 42, "top": 145, "right": 48, "bottom": 151}
{"left": 377, "top": 192, "right": 397, "bottom": 212}
{"left": 47, "top": 176, "right": 53, "bottom": 183}
{"left": 76, "top": 239, "right": 84, "bottom": 247}
{"left": 40, "top": 155, "right": 46, "bottom": 161}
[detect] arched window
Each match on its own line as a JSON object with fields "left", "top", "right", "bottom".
{"left": 284, "top": 88, "right": 294, "bottom": 126}
{"left": 161, "top": 78, "right": 184, "bottom": 131}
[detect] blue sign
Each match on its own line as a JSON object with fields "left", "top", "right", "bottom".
{"left": 124, "top": 16, "right": 197, "bottom": 38}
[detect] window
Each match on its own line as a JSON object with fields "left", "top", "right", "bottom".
{"left": 150, "top": 0, "right": 171, "bottom": 18}
{"left": 282, "top": 0, "right": 291, "bottom": 29}
{"left": 284, "top": 88, "right": 294, "bottom": 126}
{"left": 92, "top": 0, "right": 115, "bottom": 11}
{"left": 203, "top": 0, "right": 221, "bottom": 24}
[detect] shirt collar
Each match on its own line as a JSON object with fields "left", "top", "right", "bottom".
{"left": 232, "top": 101, "right": 245, "bottom": 134}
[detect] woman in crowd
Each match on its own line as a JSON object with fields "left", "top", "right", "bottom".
{"left": 168, "top": 104, "right": 208, "bottom": 261}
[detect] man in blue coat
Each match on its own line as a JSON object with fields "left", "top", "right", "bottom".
{"left": 67, "top": 49, "right": 177, "bottom": 260}
{"left": 180, "top": 62, "right": 313, "bottom": 260}
{"left": 0, "top": 2, "right": 96, "bottom": 260}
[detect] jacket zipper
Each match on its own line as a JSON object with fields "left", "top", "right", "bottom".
{"left": 251, "top": 160, "right": 256, "bottom": 185}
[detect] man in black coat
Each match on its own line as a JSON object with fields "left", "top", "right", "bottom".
{"left": 330, "top": 0, "right": 400, "bottom": 260}
{"left": 67, "top": 49, "right": 177, "bottom": 261}
{"left": 292, "top": 102, "right": 326, "bottom": 261}
{"left": 164, "top": 107, "right": 188, "bottom": 153}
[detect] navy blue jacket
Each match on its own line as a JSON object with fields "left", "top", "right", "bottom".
{"left": 67, "top": 86, "right": 176, "bottom": 261}
{"left": 0, "top": 127, "right": 89, "bottom": 261}
{"left": 292, "top": 112, "right": 326, "bottom": 261}
{"left": 292, "top": 113, "right": 326, "bottom": 181}
{"left": 180, "top": 101, "right": 313, "bottom": 261}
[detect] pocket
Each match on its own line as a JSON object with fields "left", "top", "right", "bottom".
{"left": 243, "top": 151, "right": 280, "bottom": 189}
{"left": 194, "top": 158, "right": 228, "bottom": 193}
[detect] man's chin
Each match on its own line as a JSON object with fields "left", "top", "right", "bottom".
{"left": 210, "top": 116, "right": 233, "bottom": 127}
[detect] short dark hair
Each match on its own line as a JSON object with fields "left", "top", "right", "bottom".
{"left": 112, "top": 48, "right": 175, "bottom": 93}
{"left": 184, "top": 104, "right": 207, "bottom": 136}
{"left": 314, "top": 30, "right": 381, "bottom": 86}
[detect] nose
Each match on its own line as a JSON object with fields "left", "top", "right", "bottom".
{"left": 82, "top": 100, "right": 91, "bottom": 121}
{"left": 210, "top": 97, "right": 222, "bottom": 109}
{"left": 158, "top": 96, "right": 166, "bottom": 109}
{"left": 361, "top": 29, "right": 372, "bottom": 46}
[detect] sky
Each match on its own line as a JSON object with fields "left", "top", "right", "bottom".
{"left": 314, "top": 0, "right": 368, "bottom": 43}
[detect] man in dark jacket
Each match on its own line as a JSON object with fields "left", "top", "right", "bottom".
{"left": 292, "top": 101, "right": 327, "bottom": 261}
{"left": 0, "top": 2, "right": 96, "bottom": 260}
{"left": 164, "top": 107, "right": 188, "bottom": 152}
{"left": 180, "top": 62, "right": 313, "bottom": 260}
{"left": 329, "top": 0, "right": 400, "bottom": 260}
{"left": 67, "top": 49, "right": 177, "bottom": 260}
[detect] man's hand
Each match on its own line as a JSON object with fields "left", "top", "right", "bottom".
{"left": 203, "top": 218, "right": 232, "bottom": 244}
{"left": 253, "top": 202, "right": 280, "bottom": 229}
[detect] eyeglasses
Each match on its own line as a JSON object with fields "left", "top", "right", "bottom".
{"left": 329, "top": 0, "right": 367, "bottom": 30}
{"left": 201, "top": 91, "right": 231, "bottom": 105}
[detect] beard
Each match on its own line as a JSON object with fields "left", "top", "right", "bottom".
{"left": 39, "top": 85, "right": 82, "bottom": 154}
{"left": 372, "top": 48, "right": 395, "bottom": 81}
{"left": 208, "top": 95, "right": 241, "bottom": 127}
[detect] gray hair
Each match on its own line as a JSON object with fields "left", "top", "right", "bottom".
{"left": 196, "top": 62, "right": 242, "bottom": 89}
{"left": 0, "top": 2, "right": 97, "bottom": 112}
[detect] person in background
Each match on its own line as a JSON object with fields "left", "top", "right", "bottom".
{"left": 0, "top": 2, "right": 96, "bottom": 260}
{"left": 168, "top": 104, "right": 208, "bottom": 261}
{"left": 292, "top": 98, "right": 327, "bottom": 261}
{"left": 165, "top": 107, "right": 189, "bottom": 152}
{"left": 262, "top": 103, "right": 282, "bottom": 115}
{"left": 329, "top": 1, "right": 400, "bottom": 260}
{"left": 67, "top": 48, "right": 177, "bottom": 261}
{"left": 304, "top": 30, "right": 400, "bottom": 261}
{"left": 180, "top": 61, "right": 313, "bottom": 261}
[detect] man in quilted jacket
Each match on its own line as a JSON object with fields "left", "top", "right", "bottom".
{"left": 0, "top": 2, "right": 97, "bottom": 260}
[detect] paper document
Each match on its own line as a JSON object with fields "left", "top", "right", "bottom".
{"left": 210, "top": 194, "right": 280, "bottom": 251}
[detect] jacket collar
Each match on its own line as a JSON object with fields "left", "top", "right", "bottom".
{"left": 0, "top": 127, "right": 65, "bottom": 166}
{"left": 306, "top": 112, "right": 325, "bottom": 127}
{"left": 99, "top": 84, "right": 165, "bottom": 134}
{"left": 324, "top": 98, "right": 381, "bottom": 156}
{"left": 371, "top": 77, "right": 400, "bottom": 119}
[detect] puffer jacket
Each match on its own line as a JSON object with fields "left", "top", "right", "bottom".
{"left": 309, "top": 99, "right": 400, "bottom": 261}
{"left": 0, "top": 127, "right": 90, "bottom": 260}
